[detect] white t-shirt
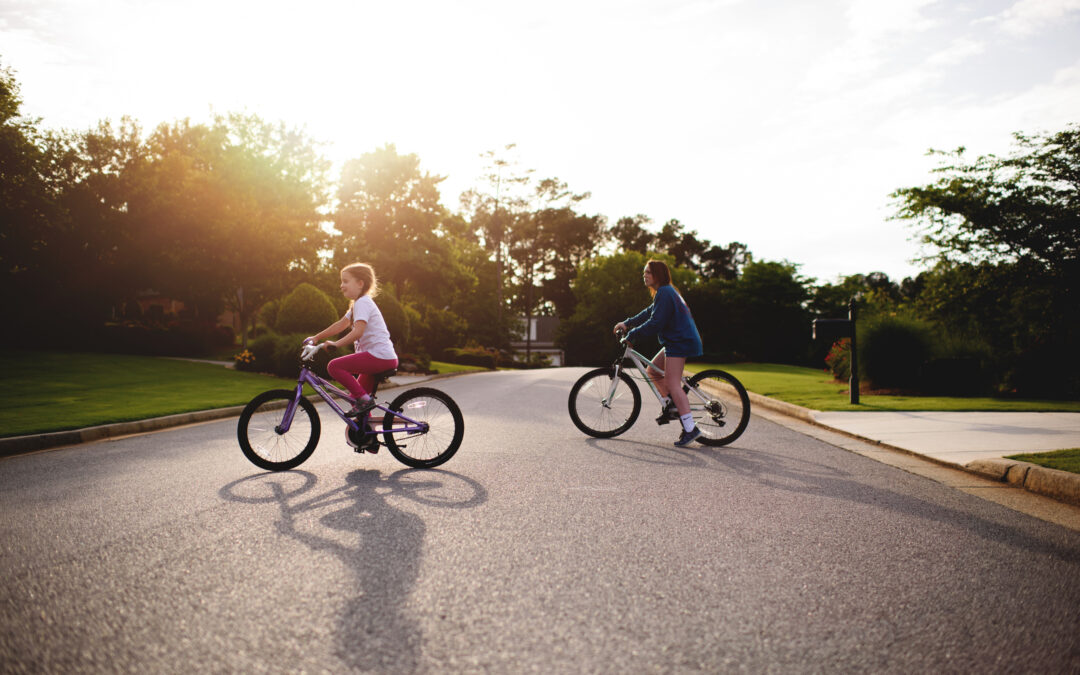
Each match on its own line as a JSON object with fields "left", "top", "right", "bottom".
{"left": 345, "top": 295, "right": 397, "bottom": 360}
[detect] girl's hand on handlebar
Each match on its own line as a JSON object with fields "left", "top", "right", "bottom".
{"left": 613, "top": 322, "right": 628, "bottom": 335}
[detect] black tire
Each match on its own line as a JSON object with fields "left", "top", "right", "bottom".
{"left": 382, "top": 387, "right": 464, "bottom": 468}
{"left": 237, "top": 389, "right": 321, "bottom": 471}
{"left": 685, "top": 369, "right": 750, "bottom": 446}
{"left": 568, "top": 367, "right": 642, "bottom": 438}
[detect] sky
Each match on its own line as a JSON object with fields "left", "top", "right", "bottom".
{"left": 2, "top": 0, "right": 1079, "bottom": 284}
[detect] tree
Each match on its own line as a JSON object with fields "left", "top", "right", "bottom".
{"left": 558, "top": 251, "right": 697, "bottom": 365}
{"left": 123, "top": 114, "right": 329, "bottom": 346}
{"left": 892, "top": 125, "right": 1080, "bottom": 273}
{"left": 559, "top": 250, "right": 652, "bottom": 365}
{"left": 539, "top": 207, "right": 607, "bottom": 318}
{"left": 506, "top": 176, "right": 604, "bottom": 356}
{"left": 685, "top": 260, "right": 813, "bottom": 364}
{"left": 335, "top": 144, "right": 473, "bottom": 309}
{"left": 609, "top": 215, "right": 653, "bottom": 253}
{"left": 699, "top": 241, "right": 750, "bottom": 281}
{"left": 459, "top": 144, "right": 533, "bottom": 341}
{"left": 0, "top": 63, "right": 68, "bottom": 335}
{"left": 607, "top": 215, "right": 746, "bottom": 280}
{"left": 893, "top": 125, "right": 1080, "bottom": 397}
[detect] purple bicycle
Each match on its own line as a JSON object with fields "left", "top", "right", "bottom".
{"left": 237, "top": 342, "right": 464, "bottom": 471}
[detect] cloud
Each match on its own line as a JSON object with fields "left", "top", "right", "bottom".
{"left": 799, "top": 0, "right": 942, "bottom": 92}
{"left": 925, "top": 36, "right": 985, "bottom": 67}
{"left": 984, "top": 0, "right": 1080, "bottom": 37}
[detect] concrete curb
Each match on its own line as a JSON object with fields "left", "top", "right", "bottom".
{"left": 746, "top": 390, "right": 1080, "bottom": 509}
{"left": 965, "top": 459, "right": 1080, "bottom": 507}
{"left": 0, "top": 371, "right": 466, "bottom": 459}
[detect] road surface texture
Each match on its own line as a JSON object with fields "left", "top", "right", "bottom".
{"left": 2, "top": 369, "right": 1078, "bottom": 672}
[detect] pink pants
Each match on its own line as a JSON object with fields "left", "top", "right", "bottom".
{"left": 327, "top": 352, "right": 399, "bottom": 400}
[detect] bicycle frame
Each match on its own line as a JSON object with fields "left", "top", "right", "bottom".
{"left": 276, "top": 365, "right": 428, "bottom": 436}
{"left": 608, "top": 343, "right": 707, "bottom": 409}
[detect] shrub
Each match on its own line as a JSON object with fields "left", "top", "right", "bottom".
{"left": 258, "top": 299, "right": 280, "bottom": 330}
{"left": 275, "top": 283, "right": 338, "bottom": 335}
{"left": 248, "top": 333, "right": 281, "bottom": 373}
{"left": 272, "top": 334, "right": 310, "bottom": 378}
{"left": 89, "top": 320, "right": 231, "bottom": 357}
{"left": 244, "top": 332, "right": 329, "bottom": 378}
{"left": 233, "top": 349, "right": 257, "bottom": 372}
{"left": 442, "top": 346, "right": 497, "bottom": 369}
{"left": 860, "top": 315, "right": 936, "bottom": 390}
{"left": 825, "top": 338, "right": 851, "bottom": 382}
{"left": 920, "top": 333, "right": 994, "bottom": 396}
{"left": 397, "top": 352, "right": 432, "bottom": 373}
{"left": 419, "top": 304, "right": 467, "bottom": 355}
{"left": 376, "top": 289, "right": 411, "bottom": 350}
{"left": 508, "top": 352, "right": 553, "bottom": 369}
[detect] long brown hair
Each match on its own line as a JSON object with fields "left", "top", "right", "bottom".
{"left": 646, "top": 259, "right": 674, "bottom": 298}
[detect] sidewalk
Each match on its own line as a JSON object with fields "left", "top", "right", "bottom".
{"left": 748, "top": 392, "right": 1080, "bottom": 508}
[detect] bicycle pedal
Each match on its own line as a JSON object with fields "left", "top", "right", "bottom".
{"left": 655, "top": 414, "right": 672, "bottom": 425}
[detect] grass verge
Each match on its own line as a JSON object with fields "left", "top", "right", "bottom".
{"left": 686, "top": 362, "right": 1080, "bottom": 412}
{"left": 428, "top": 360, "right": 489, "bottom": 375}
{"left": 0, "top": 350, "right": 295, "bottom": 438}
{"left": 1005, "top": 448, "right": 1080, "bottom": 475}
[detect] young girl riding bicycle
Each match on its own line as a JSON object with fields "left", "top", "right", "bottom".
{"left": 306, "top": 263, "right": 399, "bottom": 420}
{"left": 614, "top": 259, "right": 704, "bottom": 447}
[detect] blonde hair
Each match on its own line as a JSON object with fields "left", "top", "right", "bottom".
{"left": 342, "top": 262, "right": 379, "bottom": 299}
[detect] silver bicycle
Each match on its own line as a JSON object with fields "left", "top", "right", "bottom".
{"left": 568, "top": 332, "right": 751, "bottom": 446}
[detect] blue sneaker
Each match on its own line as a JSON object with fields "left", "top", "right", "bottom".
{"left": 674, "top": 426, "right": 702, "bottom": 447}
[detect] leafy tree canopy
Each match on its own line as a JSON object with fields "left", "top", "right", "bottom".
{"left": 892, "top": 125, "right": 1080, "bottom": 275}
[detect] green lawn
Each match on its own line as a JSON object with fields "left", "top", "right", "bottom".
{"left": 686, "top": 362, "right": 1080, "bottom": 412}
{"left": 1006, "top": 448, "right": 1080, "bottom": 474}
{"left": 0, "top": 351, "right": 295, "bottom": 438}
{"left": 4, "top": 352, "right": 1078, "bottom": 439}
{"left": 428, "top": 360, "right": 488, "bottom": 375}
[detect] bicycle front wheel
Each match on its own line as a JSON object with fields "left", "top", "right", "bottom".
{"left": 382, "top": 387, "right": 464, "bottom": 468}
{"left": 237, "top": 389, "right": 321, "bottom": 471}
{"left": 568, "top": 367, "right": 641, "bottom": 438}
{"left": 685, "top": 370, "right": 750, "bottom": 446}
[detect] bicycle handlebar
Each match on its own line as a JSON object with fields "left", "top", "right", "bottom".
{"left": 615, "top": 327, "right": 630, "bottom": 346}
{"left": 300, "top": 343, "right": 323, "bottom": 362}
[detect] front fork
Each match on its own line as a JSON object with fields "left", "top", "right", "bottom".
{"left": 275, "top": 383, "right": 305, "bottom": 434}
{"left": 603, "top": 361, "right": 626, "bottom": 408}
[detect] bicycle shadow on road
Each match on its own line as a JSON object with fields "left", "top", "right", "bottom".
{"left": 707, "top": 444, "right": 1080, "bottom": 563}
{"left": 583, "top": 436, "right": 712, "bottom": 467}
{"left": 219, "top": 468, "right": 487, "bottom": 672}
{"left": 583, "top": 433, "right": 1078, "bottom": 562}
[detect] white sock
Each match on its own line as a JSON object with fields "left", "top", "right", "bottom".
{"left": 661, "top": 396, "right": 671, "bottom": 408}
{"left": 680, "top": 413, "right": 695, "bottom": 433}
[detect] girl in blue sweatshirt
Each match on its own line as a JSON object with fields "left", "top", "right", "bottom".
{"left": 614, "top": 260, "right": 704, "bottom": 446}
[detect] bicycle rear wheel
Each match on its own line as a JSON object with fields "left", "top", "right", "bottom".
{"left": 568, "top": 367, "right": 641, "bottom": 438}
{"left": 382, "top": 387, "right": 464, "bottom": 468}
{"left": 685, "top": 370, "right": 751, "bottom": 446}
{"left": 237, "top": 389, "right": 321, "bottom": 471}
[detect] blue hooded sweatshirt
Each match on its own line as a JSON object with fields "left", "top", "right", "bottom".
{"left": 624, "top": 285, "right": 703, "bottom": 358}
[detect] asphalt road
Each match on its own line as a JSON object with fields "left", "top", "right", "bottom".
{"left": 2, "top": 368, "right": 1079, "bottom": 673}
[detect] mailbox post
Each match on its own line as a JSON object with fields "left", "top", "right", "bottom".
{"left": 848, "top": 299, "right": 859, "bottom": 404}
{"left": 812, "top": 298, "right": 859, "bottom": 405}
